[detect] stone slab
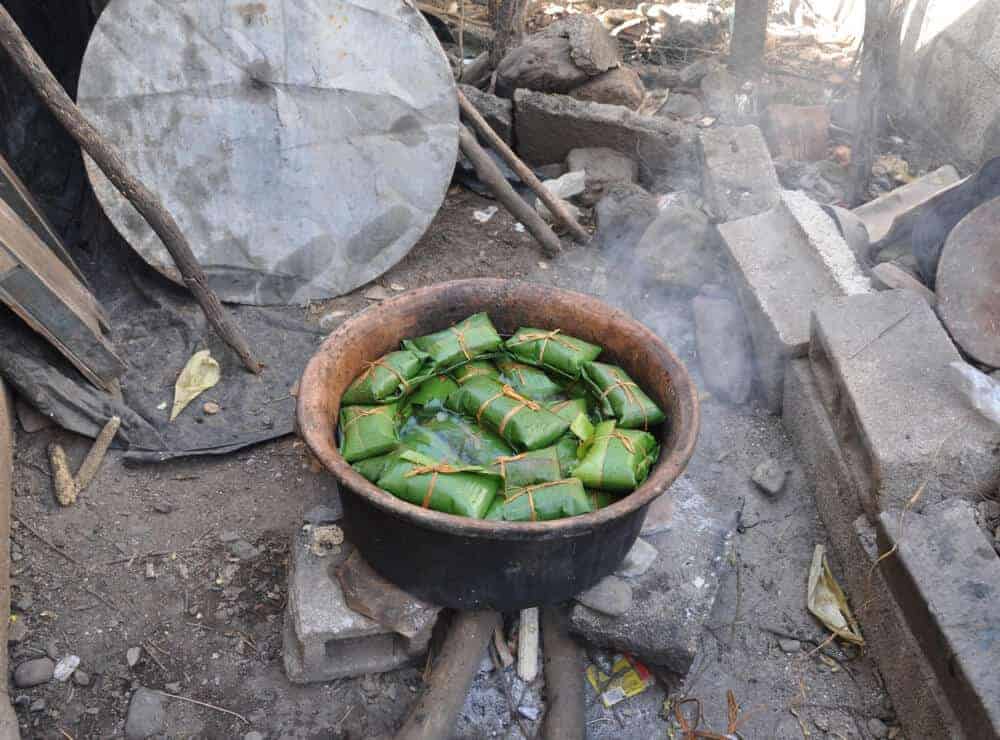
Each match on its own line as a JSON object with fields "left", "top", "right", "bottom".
{"left": 877, "top": 499, "right": 1000, "bottom": 739}
{"left": 854, "top": 165, "right": 961, "bottom": 245}
{"left": 698, "top": 125, "right": 781, "bottom": 222}
{"left": 569, "top": 476, "right": 736, "bottom": 674}
{"left": 810, "top": 290, "right": 999, "bottom": 514}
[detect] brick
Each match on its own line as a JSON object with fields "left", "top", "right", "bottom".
{"left": 810, "top": 290, "right": 999, "bottom": 514}
{"left": 719, "top": 191, "right": 869, "bottom": 412}
{"left": 698, "top": 125, "right": 780, "bottom": 222}
{"left": 877, "top": 499, "right": 1000, "bottom": 739}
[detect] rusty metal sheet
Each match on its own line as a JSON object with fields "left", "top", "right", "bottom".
{"left": 936, "top": 197, "right": 1000, "bottom": 368}
{"left": 77, "top": 0, "right": 459, "bottom": 306}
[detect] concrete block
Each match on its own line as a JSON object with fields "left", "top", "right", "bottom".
{"left": 569, "top": 476, "right": 736, "bottom": 673}
{"left": 809, "top": 290, "right": 999, "bottom": 514}
{"left": 698, "top": 125, "right": 780, "bottom": 222}
{"left": 513, "top": 89, "right": 696, "bottom": 183}
{"left": 719, "top": 191, "right": 869, "bottom": 412}
{"left": 854, "top": 165, "right": 961, "bottom": 245}
{"left": 781, "top": 359, "right": 962, "bottom": 740}
{"left": 458, "top": 84, "right": 513, "bottom": 145}
{"left": 877, "top": 499, "right": 1000, "bottom": 739}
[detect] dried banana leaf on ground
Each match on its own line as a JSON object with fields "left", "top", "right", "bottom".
{"left": 399, "top": 374, "right": 459, "bottom": 417}
{"left": 573, "top": 420, "right": 658, "bottom": 493}
{"left": 505, "top": 327, "right": 602, "bottom": 378}
{"left": 446, "top": 376, "right": 569, "bottom": 450}
{"left": 377, "top": 450, "right": 501, "bottom": 519}
{"left": 452, "top": 360, "right": 500, "bottom": 385}
{"left": 496, "top": 356, "right": 564, "bottom": 402}
{"left": 404, "top": 312, "right": 503, "bottom": 370}
{"left": 342, "top": 349, "right": 433, "bottom": 405}
{"left": 491, "top": 478, "right": 592, "bottom": 521}
{"left": 400, "top": 411, "right": 513, "bottom": 465}
{"left": 581, "top": 361, "right": 666, "bottom": 430}
{"left": 490, "top": 446, "right": 563, "bottom": 490}
{"left": 339, "top": 403, "right": 399, "bottom": 462}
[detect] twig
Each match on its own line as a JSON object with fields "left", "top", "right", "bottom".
{"left": 12, "top": 514, "right": 81, "bottom": 565}
{"left": 153, "top": 690, "right": 248, "bottom": 724}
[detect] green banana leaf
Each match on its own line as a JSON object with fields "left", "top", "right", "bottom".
{"left": 494, "top": 478, "right": 592, "bottom": 521}
{"left": 554, "top": 434, "right": 582, "bottom": 477}
{"left": 573, "top": 420, "right": 659, "bottom": 493}
{"left": 342, "top": 350, "right": 432, "bottom": 405}
{"left": 400, "top": 411, "right": 513, "bottom": 466}
{"left": 446, "top": 376, "right": 569, "bottom": 451}
{"left": 339, "top": 403, "right": 399, "bottom": 463}
{"left": 399, "top": 374, "right": 459, "bottom": 417}
{"left": 452, "top": 360, "right": 500, "bottom": 385}
{"left": 403, "top": 313, "right": 503, "bottom": 371}
{"left": 581, "top": 362, "right": 666, "bottom": 430}
{"left": 489, "top": 446, "right": 563, "bottom": 490}
{"left": 587, "top": 489, "right": 619, "bottom": 510}
{"left": 353, "top": 452, "right": 397, "bottom": 482}
{"left": 496, "top": 356, "right": 564, "bottom": 402}
{"left": 505, "top": 327, "right": 602, "bottom": 378}
{"left": 547, "top": 398, "right": 589, "bottom": 424}
{"left": 377, "top": 450, "right": 501, "bottom": 519}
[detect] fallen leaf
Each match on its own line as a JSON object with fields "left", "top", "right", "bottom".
{"left": 170, "top": 350, "right": 221, "bottom": 421}
{"left": 807, "top": 544, "right": 864, "bottom": 645}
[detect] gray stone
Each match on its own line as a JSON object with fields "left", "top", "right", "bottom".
{"left": 125, "top": 688, "right": 165, "bottom": 740}
{"left": 778, "top": 638, "right": 801, "bottom": 654}
{"left": 640, "top": 487, "right": 676, "bottom": 536}
{"left": 151, "top": 502, "right": 173, "bottom": 514}
{"left": 870, "top": 263, "right": 936, "bottom": 306}
{"left": 244, "top": 732, "right": 265, "bottom": 740}
{"left": 458, "top": 84, "right": 514, "bottom": 145}
{"left": 126, "top": 646, "right": 141, "bottom": 668}
{"left": 517, "top": 705, "right": 540, "bottom": 721}
{"left": 226, "top": 538, "right": 262, "bottom": 561}
{"left": 13, "top": 657, "right": 54, "bottom": 688}
{"left": 594, "top": 183, "right": 660, "bottom": 252}
{"left": 853, "top": 166, "right": 961, "bottom": 244}
{"left": 570, "top": 67, "right": 645, "bottom": 110}
{"left": 164, "top": 682, "right": 181, "bottom": 693}
{"left": 73, "top": 670, "right": 91, "bottom": 687}
{"left": 28, "top": 699, "right": 44, "bottom": 713}
{"left": 698, "top": 125, "right": 780, "bottom": 222}
{"left": 571, "top": 478, "right": 736, "bottom": 672}
{"left": 692, "top": 294, "right": 753, "bottom": 404}
{"left": 574, "top": 576, "right": 633, "bottom": 616}
{"left": 15, "top": 399, "right": 52, "bottom": 433}
{"left": 514, "top": 90, "right": 696, "bottom": 183}
{"left": 867, "top": 717, "right": 890, "bottom": 738}
{"left": 661, "top": 92, "right": 703, "bottom": 120}
{"left": 565, "top": 147, "right": 638, "bottom": 206}
{"left": 877, "top": 499, "right": 1000, "bottom": 738}
{"left": 678, "top": 57, "right": 724, "bottom": 87}
{"left": 53, "top": 654, "right": 80, "bottom": 682}
{"left": 810, "top": 290, "right": 999, "bottom": 514}
{"left": 699, "top": 65, "right": 740, "bottom": 120}
{"left": 633, "top": 205, "right": 720, "bottom": 292}
{"left": 751, "top": 458, "right": 786, "bottom": 496}
{"left": 616, "top": 538, "right": 658, "bottom": 578}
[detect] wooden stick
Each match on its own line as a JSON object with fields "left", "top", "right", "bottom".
{"left": 517, "top": 606, "right": 540, "bottom": 682}
{"left": 0, "top": 7, "right": 262, "bottom": 374}
{"left": 458, "top": 127, "right": 562, "bottom": 258}
{"left": 458, "top": 91, "right": 590, "bottom": 244}
{"left": 74, "top": 415, "right": 120, "bottom": 493}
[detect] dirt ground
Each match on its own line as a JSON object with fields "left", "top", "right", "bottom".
{"left": 6, "top": 189, "right": 897, "bottom": 739}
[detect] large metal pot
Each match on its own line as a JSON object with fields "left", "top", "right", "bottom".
{"left": 297, "top": 279, "right": 699, "bottom": 610}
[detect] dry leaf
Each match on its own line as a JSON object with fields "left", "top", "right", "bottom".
{"left": 807, "top": 544, "right": 864, "bottom": 645}
{"left": 170, "top": 350, "right": 221, "bottom": 421}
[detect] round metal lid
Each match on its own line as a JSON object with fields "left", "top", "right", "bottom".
{"left": 78, "top": 0, "right": 458, "bottom": 305}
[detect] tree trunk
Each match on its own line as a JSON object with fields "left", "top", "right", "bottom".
{"left": 488, "top": 0, "right": 528, "bottom": 68}
{"left": 730, "top": 0, "right": 769, "bottom": 71}
{"left": 850, "top": 0, "right": 893, "bottom": 205}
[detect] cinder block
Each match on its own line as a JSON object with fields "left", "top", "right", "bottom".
{"left": 810, "top": 290, "right": 999, "bottom": 514}
{"left": 877, "top": 500, "right": 1000, "bottom": 739}
{"left": 781, "top": 358, "right": 962, "bottom": 740}
{"left": 698, "top": 125, "right": 781, "bottom": 222}
{"left": 719, "top": 191, "right": 869, "bottom": 412}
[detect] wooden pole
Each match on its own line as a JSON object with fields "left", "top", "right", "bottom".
{"left": 458, "top": 90, "right": 590, "bottom": 244}
{"left": 458, "top": 126, "right": 563, "bottom": 258}
{"left": 0, "top": 6, "right": 262, "bottom": 373}
{"left": 850, "top": 0, "right": 891, "bottom": 206}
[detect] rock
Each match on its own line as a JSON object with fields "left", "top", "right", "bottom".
{"left": 536, "top": 170, "right": 586, "bottom": 218}
{"left": 570, "top": 67, "right": 645, "bottom": 110}
{"left": 318, "top": 308, "right": 348, "bottom": 331}
{"left": 660, "top": 92, "right": 703, "bottom": 120}
{"left": 653, "top": 2, "right": 726, "bottom": 48}
{"left": 698, "top": 125, "right": 781, "bottom": 222}
{"left": 53, "top": 655, "right": 81, "bottom": 682}
{"left": 575, "top": 575, "right": 633, "bottom": 616}
{"left": 126, "top": 646, "right": 142, "bottom": 668}
{"left": 363, "top": 285, "right": 392, "bottom": 301}
{"left": 28, "top": 699, "right": 45, "bottom": 713}
{"left": 14, "top": 658, "right": 54, "bottom": 688}
{"left": 73, "top": 670, "right": 92, "bottom": 687}
{"left": 751, "top": 458, "right": 786, "bottom": 496}
{"left": 778, "top": 638, "right": 801, "bottom": 654}
{"left": 678, "top": 57, "right": 724, "bottom": 87}
{"left": 870, "top": 263, "right": 936, "bottom": 306}
{"left": 594, "top": 183, "right": 660, "bottom": 252}
{"left": 518, "top": 705, "right": 540, "bottom": 721}
{"left": 459, "top": 84, "right": 514, "bottom": 145}
{"left": 692, "top": 294, "right": 753, "bottom": 404}
{"left": 203, "top": 401, "right": 220, "bottom": 415}
{"left": 565, "top": 147, "right": 638, "bottom": 206}
{"left": 616, "top": 538, "right": 658, "bottom": 578}
{"left": 496, "top": 15, "right": 619, "bottom": 96}
{"left": 244, "top": 732, "right": 265, "bottom": 740}
{"left": 633, "top": 205, "right": 720, "bottom": 291}
{"left": 15, "top": 399, "right": 52, "bottom": 433}
{"left": 152, "top": 502, "right": 173, "bottom": 514}
{"left": 700, "top": 65, "right": 739, "bottom": 119}
{"left": 868, "top": 717, "right": 890, "bottom": 738}
{"left": 164, "top": 682, "right": 182, "bottom": 693}
{"left": 7, "top": 617, "right": 27, "bottom": 643}
{"left": 976, "top": 500, "right": 1000, "bottom": 528}
{"left": 227, "top": 538, "right": 262, "bottom": 561}
{"left": 125, "top": 688, "right": 166, "bottom": 740}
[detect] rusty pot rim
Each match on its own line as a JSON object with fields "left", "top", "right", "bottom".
{"left": 297, "top": 278, "right": 700, "bottom": 539}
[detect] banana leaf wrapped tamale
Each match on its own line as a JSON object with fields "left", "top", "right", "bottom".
{"left": 339, "top": 403, "right": 399, "bottom": 462}
{"left": 400, "top": 411, "right": 513, "bottom": 466}
{"left": 490, "top": 446, "right": 562, "bottom": 490}
{"left": 342, "top": 350, "right": 432, "bottom": 405}
{"left": 573, "top": 421, "right": 658, "bottom": 492}
{"left": 399, "top": 374, "right": 459, "bottom": 417}
{"left": 353, "top": 452, "right": 396, "bottom": 482}
{"left": 404, "top": 313, "right": 503, "bottom": 370}
{"left": 446, "top": 377, "right": 569, "bottom": 450}
{"left": 581, "top": 362, "right": 666, "bottom": 430}
{"left": 491, "top": 478, "right": 593, "bottom": 521}
{"left": 505, "top": 327, "right": 602, "bottom": 378}
{"left": 587, "top": 489, "right": 618, "bottom": 510}
{"left": 377, "top": 450, "right": 501, "bottom": 519}
{"left": 453, "top": 360, "right": 500, "bottom": 385}
{"left": 548, "top": 398, "right": 595, "bottom": 443}
{"left": 554, "top": 434, "right": 581, "bottom": 476}
{"left": 496, "top": 356, "right": 564, "bottom": 402}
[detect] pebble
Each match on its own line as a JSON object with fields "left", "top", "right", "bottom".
{"left": 152, "top": 502, "right": 173, "bottom": 514}
{"left": 575, "top": 576, "right": 633, "bottom": 616}
{"left": 29, "top": 699, "right": 45, "bottom": 713}
{"left": 518, "top": 705, "right": 540, "bottom": 721}
{"left": 73, "top": 670, "right": 92, "bottom": 688}
{"left": 126, "top": 646, "right": 142, "bottom": 668}
{"left": 14, "top": 657, "right": 54, "bottom": 688}
{"left": 203, "top": 401, "right": 220, "bottom": 415}
{"left": 751, "top": 458, "right": 787, "bottom": 496}
{"left": 244, "top": 732, "right": 265, "bottom": 740}
{"left": 7, "top": 617, "right": 27, "bottom": 643}
{"left": 616, "top": 538, "right": 658, "bottom": 578}
{"left": 868, "top": 717, "right": 890, "bottom": 738}
{"left": 53, "top": 655, "right": 81, "bottom": 682}
{"left": 164, "top": 682, "right": 182, "bottom": 693}
{"left": 125, "top": 688, "right": 166, "bottom": 740}
{"left": 778, "top": 638, "right": 801, "bottom": 654}
{"left": 362, "top": 285, "right": 392, "bottom": 301}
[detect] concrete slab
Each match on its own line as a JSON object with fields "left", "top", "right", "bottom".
{"left": 854, "top": 165, "right": 961, "bottom": 245}
{"left": 878, "top": 499, "right": 1000, "bottom": 739}
{"left": 697, "top": 125, "right": 781, "bottom": 222}
{"left": 809, "top": 290, "right": 1000, "bottom": 514}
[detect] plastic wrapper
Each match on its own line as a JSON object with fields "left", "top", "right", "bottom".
{"left": 573, "top": 420, "right": 658, "bottom": 493}
{"left": 581, "top": 361, "right": 666, "bottom": 430}
{"left": 453, "top": 360, "right": 500, "bottom": 385}
{"left": 496, "top": 356, "right": 564, "bottom": 401}
{"left": 505, "top": 327, "right": 602, "bottom": 378}
{"left": 446, "top": 376, "right": 569, "bottom": 450}
{"left": 490, "top": 446, "right": 563, "bottom": 490}
{"left": 342, "top": 350, "right": 432, "bottom": 405}
{"left": 404, "top": 312, "right": 503, "bottom": 370}
{"left": 400, "top": 411, "right": 513, "bottom": 465}
{"left": 339, "top": 403, "right": 399, "bottom": 462}
{"left": 490, "top": 477, "right": 592, "bottom": 521}
{"left": 377, "top": 450, "right": 501, "bottom": 518}
{"left": 399, "top": 374, "right": 458, "bottom": 417}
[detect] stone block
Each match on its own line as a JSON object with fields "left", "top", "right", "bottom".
{"left": 719, "top": 190, "right": 869, "bottom": 412}
{"left": 853, "top": 165, "right": 961, "bottom": 244}
{"left": 877, "top": 499, "right": 1000, "bottom": 739}
{"left": 569, "top": 66, "right": 645, "bottom": 110}
{"left": 513, "top": 89, "right": 696, "bottom": 183}
{"left": 458, "top": 84, "right": 513, "bottom": 145}
{"left": 565, "top": 147, "right": 638, "bottom": 206}
{"left": 569, "top": 476, "right": 736, "bottom": 674}
{"left": 810, "top": 290, "right": 999, "bottom": 514}
{"left": 698, "top": 125, "right": 780, "bottom": 222}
